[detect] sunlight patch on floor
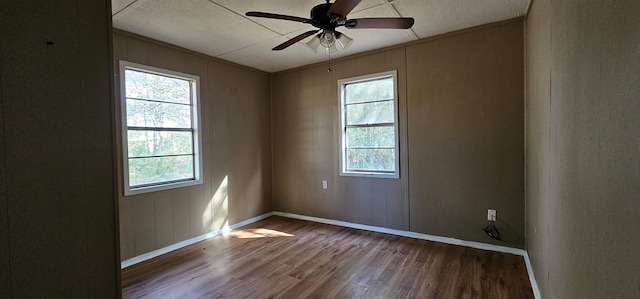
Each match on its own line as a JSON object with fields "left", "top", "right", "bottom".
{"left": 228, "top": 228, "right": 294, "bottom": 239}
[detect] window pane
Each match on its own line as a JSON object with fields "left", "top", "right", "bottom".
{"left": 345, "top": 77, "right": 393, "bottom": 104}
{"left": 346, "top": 100, "right": 394, "bottom": 125}
{"left": 125, "top": 69, "right": 190, "bottom": 104}
{"left": 126, "top": 99, "right": 191, "bottom": 128}
{"left": 346, "top": 126, "right": 395, "bottom": 148}
{"left": 127, "top": 130, "right": 193, "bottom": 158}
{"left": 128, "top": 155, "right": 194, "bottom": 187}
{"left": 346, "top": 149, "right": 395, "bottom": 172}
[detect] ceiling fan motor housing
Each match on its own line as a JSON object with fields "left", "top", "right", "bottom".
{"left": 311, "top": 3, "right": 339, "bottom": 31}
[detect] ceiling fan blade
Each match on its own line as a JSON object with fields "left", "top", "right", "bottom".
{"left": 273, "top": 30, "right": 320, "bottom": 51}
{"left": 345, "top": 17, "right": 415, "bottom": 29}
{"left": 246, "top": 11, "right": 311, "bottom": 24}
{"left": 327, "top": 0, "right": 362, "bottom": 17}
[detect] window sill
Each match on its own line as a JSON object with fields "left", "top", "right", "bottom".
{"left": 124, "top": 179, "right": 202, "bottom": 196}
{"left": 340, "top": 171, "right": 399, "bottom": 179}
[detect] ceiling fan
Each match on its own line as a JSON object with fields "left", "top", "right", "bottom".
{"left": 246, "top": 0, "right": 414, "bottom": 55}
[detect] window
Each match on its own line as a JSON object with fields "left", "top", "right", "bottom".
{"left": 119, "top": 61, "right": 202, "bottom": 195}
{"left": 338, "top": 70, "right": 399, "bottom": 178}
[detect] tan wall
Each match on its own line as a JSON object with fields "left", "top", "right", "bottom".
{"left": 0, "top": 1, "right": 119, "bottom": 297}
{"left": 114, "top": 32, "right": 273, "bottom": 261}
{"left": 524, "top": 0, "right": 551, "bottom": 294}
{"left": 407, "top": 20, "right": 525, "bottom": 247}
{"left": 526, "top": 0, "right": 640, "bottom": 297}
{"left": 272, "top": 20, "right": 525, "bottom": 248}
{"left": 272, "top": 47, "right": 410, "bottom": 230}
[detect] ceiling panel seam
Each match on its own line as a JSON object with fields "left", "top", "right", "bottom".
{"left": 351, "top": 3, "right": 384, "bottom": 14}
{"left": 112, "top": 0, "right": 139, "bottom": 17}
{"left": 383, "top": 0, "right": 419, "bottom": 39}
{"left": 214, "top": 39, "right": 277, "bottom": 58}
{"left": 206, "top": 0, "right": 283, "bottom": 36}
{"left": 382, "top": 0, "right": 402, "bottom": 17}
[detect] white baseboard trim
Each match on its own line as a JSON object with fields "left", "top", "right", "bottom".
{"left": 273, "top": 211, "right": 525, "bottom": 255}
{"left": 120, "top": 210, "right": 541, "bottom": 298}
{"left": 120, "top": 212, "right": 274, "bottom": 269}
{"left": 523, "top": 251, "right": 542, "bottom": 299}
{"left": 272, "top": 211, "right": 542, "bottom": 298}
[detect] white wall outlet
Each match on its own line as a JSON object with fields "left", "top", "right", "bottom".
{"left": 488, "top": 209, "right": 496, "bottom": 221}
{"left": 322, "top": 180, "right": 327, "bottom": 189}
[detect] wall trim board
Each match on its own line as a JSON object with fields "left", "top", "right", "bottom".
{"left": 272, "top": 17, "right": 524, "bottom": 75}
{"left": 524, "top": 252, "right": 542, "bottom": 299}
{"left": 274, "top": 212, "right": 525, "bottom": 255}
{"left": 120, "top": 212, "right": 275, "bottom": 269}
{"left": 113, "top": 29, "right": 269, "bottom": 75}
{"left": 273, "top": 211, "right": 541, "bottom": 298}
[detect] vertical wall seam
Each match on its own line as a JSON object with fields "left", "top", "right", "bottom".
{"left": 403, "top": 46, "right": 411, "bottom": 231}
{"left": 546, "top": 0, "right": 553, "bottom": 291}
{"left": 153, "top": 194, "right": 158, "bottom": 250}
{"left": 523, "top": 15, "right": 529, "bottom": 252}
{"left": 0, "top": 8, "right": 13, "bottom": 297}
{"left": 269, "top": 74, "right": 275, "bottom": 211}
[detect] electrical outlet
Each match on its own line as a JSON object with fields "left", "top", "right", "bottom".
{"left": 488, "top": 209, "right": 496, "bottom": 221}
{"left": 322, "top": 180, "right": 327, "bottom": 189}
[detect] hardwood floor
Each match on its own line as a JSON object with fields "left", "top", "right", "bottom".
{"left": 122, "top": 216, "right": 533, "bottom": 298}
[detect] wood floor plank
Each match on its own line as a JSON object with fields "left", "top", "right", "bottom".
{"left": 122, "top": 216, "right": 534, "bottom": 298}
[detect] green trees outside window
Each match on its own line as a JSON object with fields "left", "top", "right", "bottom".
{"left": 120, "top": 61, "right": 202, "bottom": 195}
{"left": 339, "top": 71, "right": 399, "bottom": 178}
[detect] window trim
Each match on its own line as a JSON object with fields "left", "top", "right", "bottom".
{"left": 119, "top": 60, "right": 203, "bottom": 196}
{"left": 338, "top": 70, "right": 400, "bottom": 179}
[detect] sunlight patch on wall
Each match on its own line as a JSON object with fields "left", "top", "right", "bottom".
{"left": 203, "top": 175, "right": 229, "bottom": 233}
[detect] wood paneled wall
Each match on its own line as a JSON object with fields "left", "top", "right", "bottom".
{"left": 272, "top": 47, "right": 410, "bottom": 230}
{"left": 0, "top": 1, "right": 119, "bottom": 297}
{"left": 526, "top": 0, "right": 640, "bottom": 297}
{"left": 113, "top": 32, "right": 273, "bottom": 261}
{"left": 272, "top": 20, "right": 525, "bottom": 248}
{"left": 407, "top": 21, "right": 525, "bottom": 247}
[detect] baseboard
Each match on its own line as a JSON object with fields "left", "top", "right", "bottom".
{"left": 272, "top": 211, "right": 542, "bottom": 298}
{"left": 120, "top": 212, "right": 274, "bottom": 269}
{"left": 273, "top": 211, "right": 525, "bottom": 255}
{"left": 120, "top": 210, "right": 542, "bottom": 298}
{"left": 524, "top": 252, "right": 542, "bottom": 299}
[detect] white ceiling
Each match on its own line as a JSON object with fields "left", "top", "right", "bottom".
{"left": 112, "top": 0, "right": 529, "bottom": 73}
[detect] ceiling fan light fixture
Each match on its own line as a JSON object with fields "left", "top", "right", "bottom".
{"left": 335, "top": 32, "right": 353, "bottom": 50}
{"left": 319, "top": 31, "right": 336, "bottom": 48}
{"left": 325, "top": 43, "right": 339, "bottom": 55}
{"left": 305, "top": 35, "right": 322, "bottom": 52}
{"left": 306, "top": 30, "right": 340, "bottom": 56}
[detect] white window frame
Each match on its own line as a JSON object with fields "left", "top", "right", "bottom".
{"left": 338, "top": 70, "right": 400, "bottom": 179}
{"left": 119, "top": 61, "right": 203, "bottom": 196}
